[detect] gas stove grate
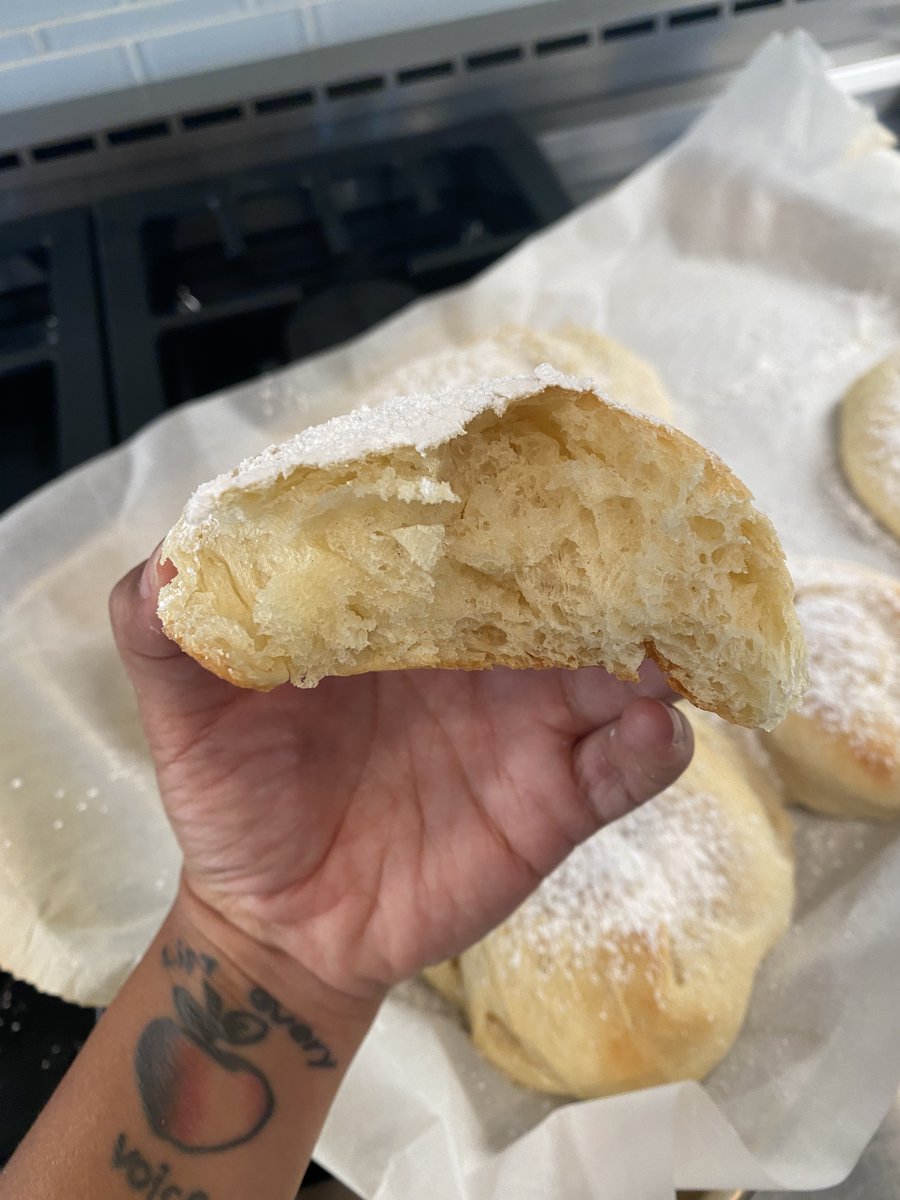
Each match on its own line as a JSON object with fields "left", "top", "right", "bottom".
{"left": 94, "top": 114, "right": 571, "bottom": 437}
{"left": 0, "top": 212, "right": 111, "bottom": 513}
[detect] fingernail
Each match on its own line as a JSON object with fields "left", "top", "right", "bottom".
{"left": 139, "top": 544, "right": 163, "bottom": 600}
{"left": 668, "top": 705, "right": 689, "bottom": 749}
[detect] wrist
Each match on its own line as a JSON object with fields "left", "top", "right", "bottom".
{"left": 170, "top": 880, "right": 382, "bottom": 1052}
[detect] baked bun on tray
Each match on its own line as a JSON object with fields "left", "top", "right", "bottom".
{"left": 764, "top": 558, "right": 900, "bottom": 820}
{"left": 158, "top": 364, "right": 807, "bottom": 730}
{"left": 839, "top": 351, "right": 900, "bottom": 541}
{"left": 362, "top": 325, "right": 675, "bottom": 422}
{"left": 424, "top": 710, "right": 795, "bottom": 1099}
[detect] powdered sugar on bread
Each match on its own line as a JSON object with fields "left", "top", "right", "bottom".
{"left": 765, "top": 557, "right": 900, "bottom": 819}
{"left": 184, "top": 365, "right": 613, "bottom": 526}
{"left": 504, "top": 785, "right": 734, "bottom": 984}
{"left": 423, "top": 713, "right": 794, "bottom": 1098}
{"left": 161, "top": 363, "right": 805, "bottom": 728}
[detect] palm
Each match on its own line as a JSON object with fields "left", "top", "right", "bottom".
{"left": 135, "top": 661, "right": 675, "bottom": 998}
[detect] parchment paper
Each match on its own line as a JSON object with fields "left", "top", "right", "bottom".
{"left": 2, "top": 31, "right": 900, "bottom": 1198}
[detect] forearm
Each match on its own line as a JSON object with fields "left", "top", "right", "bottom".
{"left": 0, "top": 886, "right": 380, "bottom": 1200}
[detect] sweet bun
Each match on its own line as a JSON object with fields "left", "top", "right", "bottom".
{"left": 423, "top": 712, "right": 795, "bottom": 1099}
{"left": 159, "top": 366, "right": 807, "bottom": 729}
{"left": 839, "top": 351, "right": 900, "bottom": 539}
{"left": 362, "top": 325, "right": 674, "bottom": 421}
{"left": 764, "top": 558, "right": 900, "bottom": 820}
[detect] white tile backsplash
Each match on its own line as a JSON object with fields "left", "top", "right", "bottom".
{"left": 2, "top": 0, "right": 123, "bottom": 32}
{"left": 0, "top": 44, "right": 135, "bottom": 111}
{"left": 42, "top": 0, "right": 245, "bottom": 53}
{"left": 0, "top": 0, "right": 534, "bottom": 118}
{"left": 311, "top": 0, "right": 539, "bottom": 46}
{"left": 135, "top": 8, "right": 305, "bottom": 80}
{"left": 0, "top": 31, "right": 39, "bottom": 64}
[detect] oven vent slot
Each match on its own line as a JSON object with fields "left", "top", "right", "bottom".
{"left": 668, "top": 4, "right": 723, "bottom": 25}
{"left": 602, "top": 17, "right": 658, "bottom": 41}
{"left": 326, "top": 75, "right": 386, "bottom": 99}
{"left": 181, "top": 105, "right": 243, "bottom": 132}
{"left": 466, "top": 46, "right": 524, "bottom": 71}
{"left": 397, "top": 61, "right": 455, "bottom": 85}
{"left": 107, "top": 121, "right": 171, "bottom": 146}
{"left": 254, "top": 90, "right": 314, "bottom": 114}
{"left": 31, "top": 137, "right": 96, "bottom": 164}
{"left": 534, "top": 32, "right": 592, "bottom": 56}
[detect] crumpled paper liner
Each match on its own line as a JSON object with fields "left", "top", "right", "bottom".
{"left": 1, "top": 30, "right": 900, "bottom": 1200}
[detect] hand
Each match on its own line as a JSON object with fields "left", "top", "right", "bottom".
{"left": 110, "top": 548, "right": 693, "bottom": 1006}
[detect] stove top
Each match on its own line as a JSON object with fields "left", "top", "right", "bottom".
{"left": 96, "top": 115, "right": 570, "bottom": 436}
{"left": 0, "top": 114, "right": 569, "bottom": 519}
{"left": 0, "top": 113, "right": 571, "bottom": 1175}
{"left": 0, "top": 211, "right": 110, "bottom": 512}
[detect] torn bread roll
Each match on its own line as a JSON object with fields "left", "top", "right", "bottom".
{"left": 424, "top": 711, "right": 795, "bottom": 1099}
{"left": 158, "top": 365, "right": 807, "bottom": 729}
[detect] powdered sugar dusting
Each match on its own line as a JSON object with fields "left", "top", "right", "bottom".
{"left": 791, "top": 558, "right": 900, "bottom": 759}
{"left": 180, "top": 362, "right": 670, "bottom": 528}
{"left": 501, "top": 785, "right": 734, "bottom": 989}
{"left": 183, "top": 366, "right": 583, "bottom": 526}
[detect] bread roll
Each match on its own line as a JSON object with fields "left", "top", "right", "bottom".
{"left": 424, "top": 712, "right": 794, "bottom": 1099}
{"left": 159, "top": 366, "right": 807, "bottom": 729}
{"left": 764, "top": 558, "right": 900, "bottom": 820}
{"left": 839, "top": 351, "right": 900, "bottom": 540}
{"left": 362, "top": 325, "right": 674, "bottom": 421}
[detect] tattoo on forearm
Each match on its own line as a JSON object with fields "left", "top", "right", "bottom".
{"left": 135, "top": 978, "right": 273, "bottom": 1154}
{"left": 111, "top": 1131, "right": 209, "bottom": 1198}
{"left": 247, "top": 988, "right": 338, "bottom": 1069}
{"left": 132, "top": 944, "right": 337, "bottom": 1156}
{"left": 161, "top": 939, "right": 217, "bottom": 978}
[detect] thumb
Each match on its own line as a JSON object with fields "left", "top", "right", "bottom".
{"left": 109, "top": 544, "right": 233, "bottom": 714}
{"left": 573, "top": 698, "right": 694, "bottom": 828}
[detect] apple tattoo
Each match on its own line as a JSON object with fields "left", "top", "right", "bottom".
{"left": 135, "top": 980, "right": 274, "bottom": 1154}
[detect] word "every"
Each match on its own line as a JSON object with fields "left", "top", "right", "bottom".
{"left": 247, "top": 988, "right": 337, "bottom": 1068}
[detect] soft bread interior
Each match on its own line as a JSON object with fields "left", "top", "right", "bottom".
{"left": 161, "top": 381, "right": 806, "bottom": 729}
